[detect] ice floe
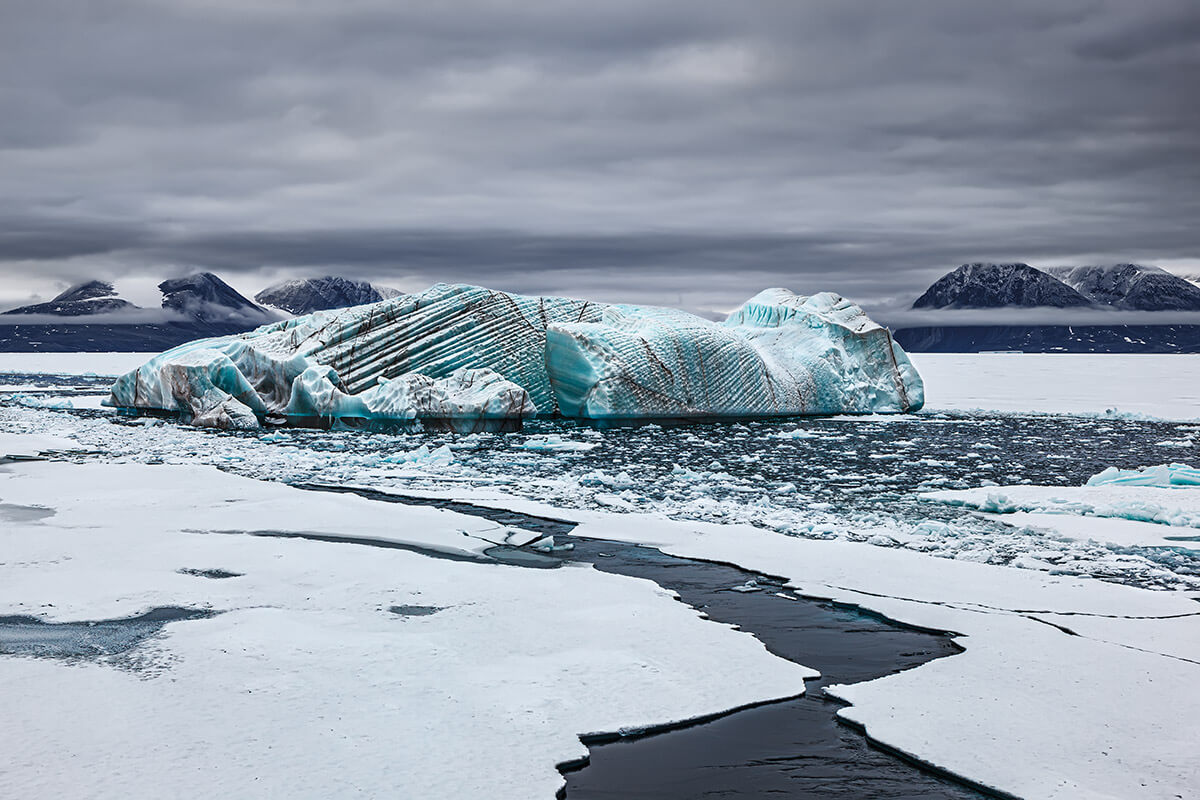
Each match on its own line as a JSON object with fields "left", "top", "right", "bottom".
{"left": 0, "top": 456, "right": 810, "bottom": 799}
{"left": 927, "top": 464, "right": 1200, "bottom": 551}
{"left": 405, "top": 488, "right": 1200, "bottom": 800}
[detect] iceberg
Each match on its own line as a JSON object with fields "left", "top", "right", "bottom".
{"left": 106, "top": 283, "right": 922, "bottom": 428}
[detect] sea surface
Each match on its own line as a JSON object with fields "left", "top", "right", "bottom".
{"left": 3, "top": 368, "right": 1198, "bottom": 591}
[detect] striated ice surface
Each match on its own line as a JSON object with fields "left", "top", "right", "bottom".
{"left": 546, "top": 289, "right": 922, "bottom": 418}
{"left": 107, "top": 283, "right": 920, "bottom": 428}
{"left": 106, "top": 322, "right": 535, "bottom": 430}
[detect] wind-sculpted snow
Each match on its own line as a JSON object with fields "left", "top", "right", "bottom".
{"left": 547, "top": 289, "right": 922, "bottom": 418}
{"left": 107, "top": 283, "right": 921, "bottom": 427}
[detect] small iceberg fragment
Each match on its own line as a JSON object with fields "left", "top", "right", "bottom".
{"left": 1087, "top": 463, "right": 1200, "bottom": 488}
{"left": 7, "top": 394, "right": 75, "bottom": 410}
{"left": 383, "top": 444, "right": 455, "bottom": 468}
{"left": 771, "top": 428, "right": 820, "bottom": 440}
{"left": 515, "top": 435, "right": 599, "bottom": 453}
{"left": 729, "top": 579, "right": 761, "bottom": 593}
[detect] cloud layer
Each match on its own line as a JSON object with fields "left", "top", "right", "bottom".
{"left": 2, "top": 1, "right": 1198, "bottom": 313}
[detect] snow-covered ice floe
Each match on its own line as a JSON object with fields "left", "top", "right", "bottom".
{"left": 0, "top": 450, "right": 810, "bottom": 800}
{"left": 927, "top": 463, "right": 1200, "bottom": 551}
{"left": 910, "top": 353, "right": 1200, "bottom": 421}
{"left": 105, "top": 283, "right": 923, "bottom": 429}
{"left": 390, "top": 486, "right": 1200, "bottom": 800}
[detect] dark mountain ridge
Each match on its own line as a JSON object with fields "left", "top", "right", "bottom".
{"left": 912, "top": 263, "right": 1092, "bottom": 309}
{"left": 255, "top": 276, "right": 386, "bottom": 315}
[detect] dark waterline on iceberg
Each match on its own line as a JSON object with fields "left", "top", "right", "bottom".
{"left": 296, "top": 484, "right": 993, "bottom": 799}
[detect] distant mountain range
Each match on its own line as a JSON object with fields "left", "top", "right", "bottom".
{"left": 912, "top": 262, "right": 1200, "bottom": 311}
{"left": 2, "top": 280, "right": 137, "bottom": 317}
{"left": 5, "top": 265, "right": 1199, "bottom": 354}
{"left": 0, "top": 273, "right": 407, "bottom": 352}
{"left": 255, "top": 276, "right": 398, "bottom": 315}
{"left": 912, "top": 263, "right": 1093, "bottom": 309}
{"left": 895, "top": 262, "right": 1200, "bottom": 353}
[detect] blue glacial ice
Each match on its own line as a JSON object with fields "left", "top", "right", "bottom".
{"left": 1087, "top": 463, "right": 1200, "bottom": 488}
{"left": 106, "top": 283, "right": 923, "bottom": 428}
{"left": 546, "top": 289, "right": 922, "bottom": 419}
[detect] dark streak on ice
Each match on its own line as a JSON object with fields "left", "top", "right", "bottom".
{"left": 0, "top": 606, "right": 215, "bottom": 660}
{"left": 177, "top": 567, "right": 243, "bottom": 579}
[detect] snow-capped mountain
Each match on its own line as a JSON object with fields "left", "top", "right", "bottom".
{"left": 899, "top": 261, "right": 1200, "bottom": 352}
{"left": 1045, "top": 264, "right": 1200, "bottom": 311}
{"left": 912, "top": 263, "right": 1092, "bottom": 309}
{"left": 1, "top": 272, "right": 279, "bottom": 352}
{"left": 254, "top": 276, "right": 390, "bottom": 315}
{"left": 159, "top": 272, "right": 278, "bottom": 324}
{"left": 1, "top": 280, "right": 137, "bottom": 316}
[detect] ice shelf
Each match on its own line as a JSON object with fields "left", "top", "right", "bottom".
{"left": 106, "top": 283, "right": 923, "bottom": 428}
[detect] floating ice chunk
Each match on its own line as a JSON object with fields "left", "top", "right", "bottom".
{"left": 579, "top": 469, "right": 637, "bottom": 490}
{"left": 1087, "top": 464, "right": 1200, "bottom": 488}
{"left": 383, "top": 444, "right": 455, "bottom": 467}
{"left": 671, "top": 464, "right": 707, "bottom": 481}
{"left": 729, "top": 580, "right": 761, "bottom": 593}
{"left": 771, "top": 428, "right": 820, "bottom": 439}
{"left": 8, "top": 393, "right": 74, "bottom": 409}
{"left": 528, "top": 535, "right": 574, "bottom": 553}
{"left": 516, "top": 435, "right": 599, "bottom": 453}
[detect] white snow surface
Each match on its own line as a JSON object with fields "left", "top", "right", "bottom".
{"left": 0, "top": 454, "right": 811, "bottom": 800}
{"left": 910, "top": 353, "right": 1200, "bottom": 420}
{"left": 0, "top": 431, "right": 79, "bottom": 458}
{"left": 388, "top": 486, "right": 1200, "bottom": 800}
{"left": 0, "top": 352, "right": 155, "bottom": 376}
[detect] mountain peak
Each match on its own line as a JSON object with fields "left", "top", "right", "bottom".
{"left": 52, "top": 280, "right": 120, "bottom": 303}
{"left": 912, "top": 263, "right": 1093, "bottom": 309}
{"left": 1045, "top": 264, "right": 1200, "bottom": 311}
{"left": 254, "top": 276, "right": 387, "bottom": 315}
{"left": 2, "top": 278, "right": 136, "bottom": 316}
{"left": 159, "top": 272, "right": 276, "bottom": 324}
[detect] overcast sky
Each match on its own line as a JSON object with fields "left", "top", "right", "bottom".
{"left": 2, "top": 0, "right": 1198, "bottom": 315}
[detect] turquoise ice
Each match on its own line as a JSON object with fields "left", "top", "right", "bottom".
{"left": 106, "top": 283, "right": 923, "bottom": 428}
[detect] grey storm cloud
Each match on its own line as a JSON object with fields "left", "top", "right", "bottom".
{"left": 0, "top": 0, "right": 1198, "bottom": 312}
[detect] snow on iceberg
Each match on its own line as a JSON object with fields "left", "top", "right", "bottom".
{"left": 106, "top": 283, "right": 922, "bottom": 428}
